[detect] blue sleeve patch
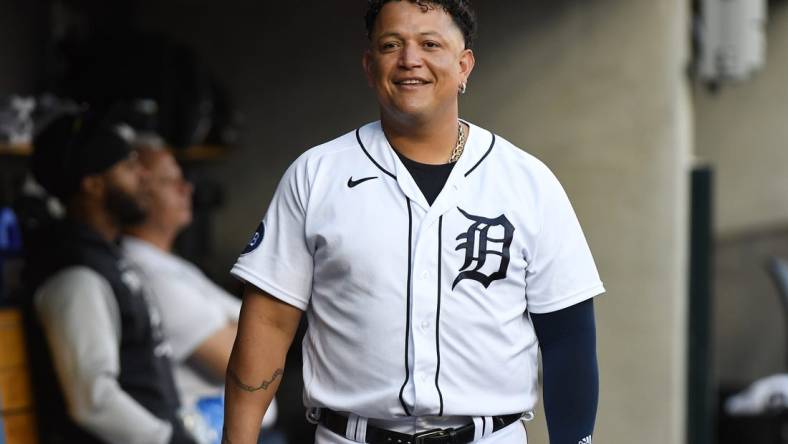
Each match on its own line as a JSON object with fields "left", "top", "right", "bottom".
{"left": 241, "top": 221, "right": 265, "bottom": 254}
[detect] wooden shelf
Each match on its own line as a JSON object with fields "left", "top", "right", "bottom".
{"left": 0, "top": 144, "right": 31, "bottom": 157}
{"left": 0, "top": 308, "right": 38, "bottom": 444}
{"left": 2, "top": 411, "right": 38, "bottom": 444}
{"left": 174, "top": 144, "right": 230, "bottom": 162}
{"left": 0, "top": 144, "right": 231, "bottom": 161}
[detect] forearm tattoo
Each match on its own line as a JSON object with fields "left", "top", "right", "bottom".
{"left": 228, "top": 368, "right": 284, "bottom": 392}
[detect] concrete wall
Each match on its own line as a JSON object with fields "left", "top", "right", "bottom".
{"left": 712, "top": 228, "right": 788, "bottom": 385}
{"left": 695, "top": 4, "right": 788, "bottom": 237}
{"left": 695, "top": 4, "right": 788, "bottom": 384}
{"left": 468, "top": 2, "right": 691, "bottom": 442}
{"left": 138, "top": 1, "right": 692, "bottom": 443}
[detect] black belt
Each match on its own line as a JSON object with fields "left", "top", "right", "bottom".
{"left": 319, "top": 409, "right": 524, "bottom": 444}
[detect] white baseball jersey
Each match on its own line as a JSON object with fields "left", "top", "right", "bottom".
{"left": 231, "top": 120, "right": 604, "bottom": 425}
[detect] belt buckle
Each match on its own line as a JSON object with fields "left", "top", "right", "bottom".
{"left": 413, "top": 428, "right": 450, "bottom": 444}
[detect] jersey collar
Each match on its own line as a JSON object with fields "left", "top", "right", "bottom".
{"left": 357, "top": 120, "right": 496, "bottom": 213}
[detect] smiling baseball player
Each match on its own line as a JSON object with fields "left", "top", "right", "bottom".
{"left": 223, "top": 1, "right": 604, "bottom": 444}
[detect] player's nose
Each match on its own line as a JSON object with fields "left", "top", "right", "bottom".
{"left": 397, "top": 44, "right": 422, "bottom": 69}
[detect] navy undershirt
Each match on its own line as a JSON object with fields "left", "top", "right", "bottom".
{"left": 396, "top": 152, "right": 599, "bottom": 443}
{"left": 394, "top": 150, "right": 455, "bottom": 206}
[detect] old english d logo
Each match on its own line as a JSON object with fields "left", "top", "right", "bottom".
{"left": 453, "top": 208, "right": 514, "bottom": 289}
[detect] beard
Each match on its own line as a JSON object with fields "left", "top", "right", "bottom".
{"left": 104, "top": 184, "right": 148, "bottom": 227}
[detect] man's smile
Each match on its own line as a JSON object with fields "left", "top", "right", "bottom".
{"left": 393, "top": 77, "right": 432, "bottom": 88}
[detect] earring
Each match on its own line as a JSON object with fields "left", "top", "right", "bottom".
{"left": 459, "top": 82, "right": 467, "bottom": 94}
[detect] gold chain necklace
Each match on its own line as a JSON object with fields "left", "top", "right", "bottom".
{"left": 449, "top": 122, "right": 466, "bottom": 163}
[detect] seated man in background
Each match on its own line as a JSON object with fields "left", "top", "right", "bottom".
{"left": 23, "top": 110, "right": 198, "bottom": 444}
{"left": 122, "top": 141, "right": 280, "bottom": 442}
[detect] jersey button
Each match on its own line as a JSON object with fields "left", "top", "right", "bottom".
{"left": 421, "top": 320, "right": 430, "bottom": 330}
{"left": 420, "top": 271, "right": 430, "bottom": 280}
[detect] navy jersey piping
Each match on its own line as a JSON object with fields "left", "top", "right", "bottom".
{"left": 464, "top": 132, "right": 496, "bottom": 177}
{"left": 398, "top": 197, "right": 414, "bottom": 416}
{"left": 435, "top": 216, "right": 445, "bottom": 415}
{"left": 356, "top": 128, "right": 396, "bottom": 179}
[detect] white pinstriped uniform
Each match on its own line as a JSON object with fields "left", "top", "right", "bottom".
{"left": 231, "top": 120, "right": 604, "bottom": 443}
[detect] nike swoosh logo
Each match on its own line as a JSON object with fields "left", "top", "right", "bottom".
{"left": 347, "top": 176, "right": 378, "bottom": 188}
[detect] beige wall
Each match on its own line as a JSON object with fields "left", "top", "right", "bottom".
{"left": 695, "top": 5, "right": 788, "bottom": 383}
{"left": 712, "top": 229, "right": 788, "bottom": 384}
{"left": 695, "top": 5, "right": 788, "bottom": 236}
{"left": 462, "top": 2, "right": 691, "bottom": 442}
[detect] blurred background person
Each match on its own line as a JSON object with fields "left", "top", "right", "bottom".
{"left": 23, "top": 110, "right": 198, "bottom": 444}
{"left": 123, "top": 140, "right": 283, "bottom": 444}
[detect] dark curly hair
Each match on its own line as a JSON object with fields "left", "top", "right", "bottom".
{"left": 365, "top": 0, "right": 477, "bottom": 49}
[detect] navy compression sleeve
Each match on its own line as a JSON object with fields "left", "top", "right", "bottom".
{"left": 531, "top": 299, "right": 598, "bottom": 444}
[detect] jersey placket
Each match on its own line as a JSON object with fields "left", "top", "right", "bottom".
{"left": 409, "top": 204, "right": 442, "bottom": 416}
{"left": 393, "top": 156, "right": 469, "bottom": 417}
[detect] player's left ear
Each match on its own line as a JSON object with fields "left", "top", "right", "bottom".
{"left": 458, "top": 49, "right": 475, "bottom": 85}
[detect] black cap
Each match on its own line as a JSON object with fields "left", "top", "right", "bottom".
{"left": 31, "top": 110, "right": 136, "bottom": 201}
